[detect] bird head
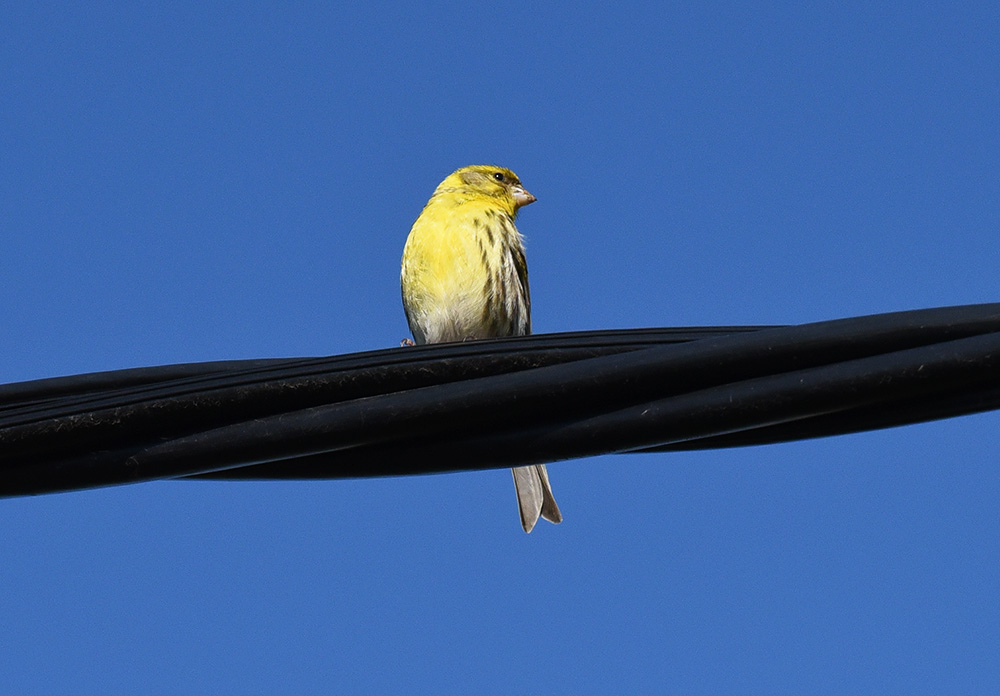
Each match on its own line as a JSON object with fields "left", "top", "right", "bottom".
{"left": 436, "top": 165, "right": 537, "bottom": 213}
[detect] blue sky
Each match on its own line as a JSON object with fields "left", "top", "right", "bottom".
{"left": 2, "top": 2, "right": 999, "bottom": 693}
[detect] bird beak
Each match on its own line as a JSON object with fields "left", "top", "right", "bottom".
{"left": 512, "top": 186, "right": 537, "bottom": 208}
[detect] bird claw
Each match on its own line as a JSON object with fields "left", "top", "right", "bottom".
{"left": 400, "top": 338, "right": 415, "bottom": 347}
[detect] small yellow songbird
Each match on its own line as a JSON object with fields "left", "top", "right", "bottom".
{"left": 400, "top": 165, "right": 562, "bottom": 532}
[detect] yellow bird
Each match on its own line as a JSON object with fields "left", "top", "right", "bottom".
{"left": 401, "top": 165, "right": 562, "bottom": 532}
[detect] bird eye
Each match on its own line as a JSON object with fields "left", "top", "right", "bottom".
{"left": 493, "top": 172, "right": 505, "bottom": 182}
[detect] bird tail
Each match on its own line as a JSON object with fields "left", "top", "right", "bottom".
{"left": 512, "top": 464, "right": 563, "bottom": 533}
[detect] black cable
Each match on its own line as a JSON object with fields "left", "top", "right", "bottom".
{"left": 1, "top": 304, "right": 998, "bottom": 498}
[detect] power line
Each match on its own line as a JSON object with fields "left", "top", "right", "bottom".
{"left": 2, "top": 304, "right": 999, "bottom": 497}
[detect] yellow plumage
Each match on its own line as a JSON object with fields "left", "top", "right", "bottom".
{"left": 401, "top": 165, "right": 562, "bottom": 532}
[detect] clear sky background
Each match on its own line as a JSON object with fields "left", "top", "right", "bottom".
{"left": 2, "top": 3, "right": 999, "bottom": 694}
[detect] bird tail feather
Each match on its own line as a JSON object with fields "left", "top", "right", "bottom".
{"left": 512, "top": 464, "right": 562, "bottom": 533}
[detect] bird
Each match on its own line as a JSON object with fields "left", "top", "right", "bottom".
{"left": 400, "top": 165, "right": 562, "bottom": 532}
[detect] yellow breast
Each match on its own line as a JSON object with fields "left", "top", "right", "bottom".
{"left": 401, "top": 193, "right": 530, "bottom": 344}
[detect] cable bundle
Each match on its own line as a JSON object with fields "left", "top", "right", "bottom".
{"left": 2, "top": 304, "right": 999, "bottom": 498}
